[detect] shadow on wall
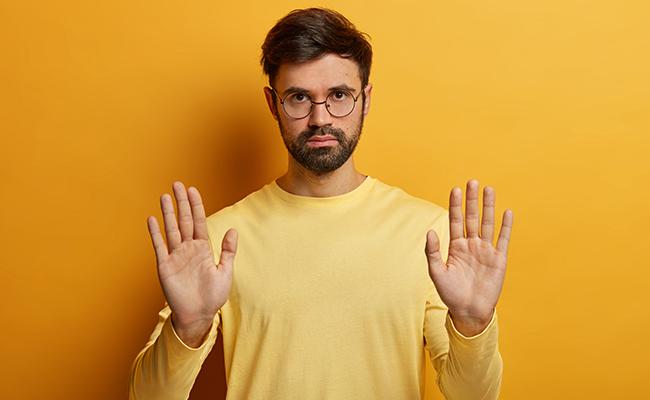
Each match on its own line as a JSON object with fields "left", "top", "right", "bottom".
{"left": 188, "top": 93, "right": 277, "bottom": 400}
{"left": 127, "top": 86, "right": 278, "bottom": 400}
{"left": 191, "top": 85, "right": 280, "bottom": 212}
{"left": 190, "top": 332, "right": 228, "bottom": 399}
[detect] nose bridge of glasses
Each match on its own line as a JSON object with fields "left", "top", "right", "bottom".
{"left": 308, "top": 96, "right": 332, "bottom": 122}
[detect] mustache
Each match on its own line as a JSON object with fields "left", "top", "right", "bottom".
{"left": 299, "top": 126, "right": 346, "bottom": 142}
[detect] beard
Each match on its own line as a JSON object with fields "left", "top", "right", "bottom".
{"left": 278, "top": 107, "right": 365, "bottom": 175}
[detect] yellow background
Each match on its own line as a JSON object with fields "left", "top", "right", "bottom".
{"left": 2, "top": 1, "right": 648, "bottom": 398}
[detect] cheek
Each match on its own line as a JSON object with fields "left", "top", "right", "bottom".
{"left": 279, "top": 116, "right": 306, "bottom": 137}
{"left": 347, "top": 108, "right": 364, "bottom": 129}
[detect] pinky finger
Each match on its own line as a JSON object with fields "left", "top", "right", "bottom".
{"left": 147, "top": 216, "right": 169, "bottom": 264}
{"left": 496, "top": 209, "right": 514, "bottom": 254}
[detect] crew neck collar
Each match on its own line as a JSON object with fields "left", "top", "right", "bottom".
{"left": 269, "top": 175, "right": 376, "bottom": 207}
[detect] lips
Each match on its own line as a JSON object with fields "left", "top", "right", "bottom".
{"left": 305, "top": 135, "right": 339, "bottom": 148}
{"left": 307, "top": 135, "right": 338, "bottom": 142}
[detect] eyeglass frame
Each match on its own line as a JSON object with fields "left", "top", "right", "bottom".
{"left": 269, "top": 86, "right": 363, "bottom": 119}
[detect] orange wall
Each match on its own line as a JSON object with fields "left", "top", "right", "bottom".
{"left": 1, "top": 1, "right": 649, "bottom": 399}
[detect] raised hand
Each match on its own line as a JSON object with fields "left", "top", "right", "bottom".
{"left": 147, "top": 181, "right": 238, "bottom": 347}
{"left": 425, "top": 179, "right": 513, "bottom": 336}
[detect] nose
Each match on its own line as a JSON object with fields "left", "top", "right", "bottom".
{"left": 307, "top": 100, "right": 333, "bottom": 128}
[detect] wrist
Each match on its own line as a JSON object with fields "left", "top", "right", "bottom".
{"left": 171, "top": 313, "right": 214, "bottom": 348}
{"left": 448, "top": 309, "right": 495, "bottom": 337}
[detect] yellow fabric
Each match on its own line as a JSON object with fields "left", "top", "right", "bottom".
{"left": 129, "top": 176, "right": 502, "bottom": 399}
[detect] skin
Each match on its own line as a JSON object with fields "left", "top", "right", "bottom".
{"left": 146, "top": 53, "right": 514, "bottom": 347}
{"left": 263, "top": 54, "right": 372, "bottom": 197}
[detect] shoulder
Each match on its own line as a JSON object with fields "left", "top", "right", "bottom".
{"left": 204, "top": 183, "right": 273, "bottom": 242}
{"left": 371, "top": 177, "right": 448, "bottom": 223}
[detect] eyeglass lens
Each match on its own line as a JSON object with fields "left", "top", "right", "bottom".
{"left": 282, "top": 90, "right": 356, "bottom": 119}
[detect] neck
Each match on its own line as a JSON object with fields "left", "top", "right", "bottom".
{"left": 276, "top": 156, "right": 367, "bottom": 197}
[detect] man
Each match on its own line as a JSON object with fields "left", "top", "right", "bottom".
{"left": 129, "top": 8, "right": 513, "bottom": 400}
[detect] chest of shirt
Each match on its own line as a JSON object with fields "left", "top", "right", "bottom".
{"left": 223, "top": 215, "right": 432, "bottom": 325}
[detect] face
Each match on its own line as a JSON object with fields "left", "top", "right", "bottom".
{"left": 264, "top": 53, "right": 372, "bottom": 175}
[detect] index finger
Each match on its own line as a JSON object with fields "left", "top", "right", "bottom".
{"left": 449, "top": 187, "right": 464, "bottom": 240}
{"left": 147, "top": 216, "right": 169, "bottom": 264}
{"left": 496, "top": 209, "right": 514, "bottom": 254}
{"left": 188, "top": 186, "right": 209, "bottom": 240}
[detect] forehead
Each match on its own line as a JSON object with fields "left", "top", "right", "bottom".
{"left": 274, "top": 53, "right": 361, "bottom": 92}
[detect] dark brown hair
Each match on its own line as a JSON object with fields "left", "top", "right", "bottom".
{"left": 260, "top": 8, "right": 372, "bottom": 89}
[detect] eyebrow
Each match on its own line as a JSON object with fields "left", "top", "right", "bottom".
{"left": 280, "top": 84, "right": 358, "bottom": 97}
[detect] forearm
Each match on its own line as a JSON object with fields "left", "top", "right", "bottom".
{"left": 436, "top": 311, "right": 502, "bottom": 400}
{"left": 129, "top": 307, "right": 219, "bottom": 400}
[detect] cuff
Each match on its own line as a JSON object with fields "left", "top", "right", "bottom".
{"left": 445, "top": 309, "right": 500, "bottom": 365}
{"left": 162, "top": 312, "right": 220, "bottom": 353}
{"left": 446, "top": 308, "right": 497, "bottom": 341}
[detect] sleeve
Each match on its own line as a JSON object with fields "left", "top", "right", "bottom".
{"left": 423, "top": 210, "right": 503, "bottom": 399}
{"left": 128, "top": 303, "right": 221, "bottom": 400}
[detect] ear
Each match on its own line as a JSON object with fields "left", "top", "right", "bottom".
{"left": 362, "top": 83, "right": 373, "bottom": 116}
{"left": 263, "top": 87, "right": 279, "bottom": 121}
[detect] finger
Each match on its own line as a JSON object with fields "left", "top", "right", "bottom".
{"left": 147, "top": 216, "right": 169, "bottom": 264}
{"left": 465, "top": 179, "right": 480, "bottom": 238}
{"left": 449, "top": 187, "right": 464, "bottom": 240}
{"left": 425, "top": 230, "right": 446, "bottom": 275}
{"left": 172, "top": 181, "right": 194, "bottom": 242}
{"left": 217, "top": 228, "right": 238, "bottom": 277}
{"left": 188, "top": 186, "right": 209, "bottom": 240}
{"left": 496, "top": 209, "right": 514, "bottom": 254}
{"left": 161, "top": 193, "right": 182, "bottom": 251}
{"left": 481, "top": 186, "right": 496, "bottom": 244}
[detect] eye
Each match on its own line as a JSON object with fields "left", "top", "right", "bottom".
{"left": 287, "top": 93, "right": 309, "bottom": 104}
{"left": 330, "top": 90, "right": 349, "bottom": 101}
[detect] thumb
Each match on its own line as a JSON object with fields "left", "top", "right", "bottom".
{"left": 425, "top": 230, "right": 446, "bottom": 276}
{"left": 218, "top": 228, "right": 238, "bottom": 276}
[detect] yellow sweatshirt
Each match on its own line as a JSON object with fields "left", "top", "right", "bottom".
{"left": 129, "top": 176, "right": 502, "bottom": 399}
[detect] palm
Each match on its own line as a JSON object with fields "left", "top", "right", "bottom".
{"left": 147, "top": 182, "right": 238, "bottom": 328}
{"left": 158, "top": 239, "right": 231, "bottom": 324}
{"left": 426, "top": 180, "right": 513, "bottom": 324}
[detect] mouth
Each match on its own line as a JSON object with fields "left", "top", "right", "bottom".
{"left": 306, "top": 135, "right": 338, "bottom": 147}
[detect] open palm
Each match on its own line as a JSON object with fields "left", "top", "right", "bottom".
{"left": 426, "top": 179, "right": 513, "bottom": 333}
{"left": 147, "top": 181, "right": 238, "bottom": 331}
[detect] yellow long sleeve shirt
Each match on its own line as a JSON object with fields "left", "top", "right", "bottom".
{"left": 129, "top": 176, "right": 502, "bottom": 399}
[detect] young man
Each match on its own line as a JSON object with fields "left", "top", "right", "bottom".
{"left": 130, "top": 8, "right": 513, "bottom": 400}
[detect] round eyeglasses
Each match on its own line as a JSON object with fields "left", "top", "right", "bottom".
{"left": 271, "top": 87, "right": 361, "bottom": 119}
